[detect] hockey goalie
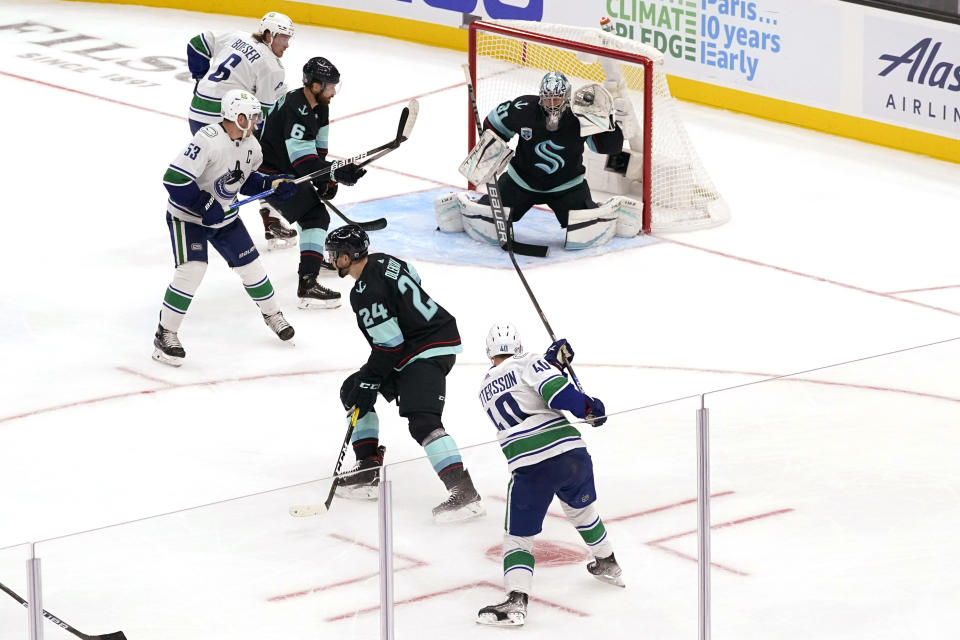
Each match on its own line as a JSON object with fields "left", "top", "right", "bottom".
{"left": 436, "top": 71, "right": 643, "bottom": 251}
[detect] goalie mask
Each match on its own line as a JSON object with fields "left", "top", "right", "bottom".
{"left": 221, "top": 89, "right": 262, "bottom": 136}
{"left": 486, "top": 323, "right": 522, "bottom": 360}
{"left": 539, "top": 71, "right": 571, "bottom": 132}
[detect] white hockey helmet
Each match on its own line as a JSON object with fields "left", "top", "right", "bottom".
{"left": 486, "top": 323, "right": 522, "bottom": 359}
{"left": 221, "top": 89, "right": 262, "bottom": 133}
{"left": 259, "top": 11, "right": 295, "bottom": 39}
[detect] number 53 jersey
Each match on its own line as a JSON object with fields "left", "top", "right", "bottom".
{"left": 479, "top": 353, "right": 586, "bottom": 472}
{"left": 349, "top": 253, "right": 463, "bottom": 379}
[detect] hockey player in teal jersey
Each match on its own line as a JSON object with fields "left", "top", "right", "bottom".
{"left": 324, "top": 225, "right": 484, "bottom": 524}
{"left": 476, "top": 323, "right": 623, "bottom": 627}
{"left": 153, "top": 90, "right": 298, "bottom": 367}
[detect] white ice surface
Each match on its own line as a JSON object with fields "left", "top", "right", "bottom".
{"left": 1, "top": 2, "right": 959, "bottom": 639}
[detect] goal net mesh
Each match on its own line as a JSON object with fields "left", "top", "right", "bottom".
{"left": 471, "top": 20, "right": 729, "bottom": 233}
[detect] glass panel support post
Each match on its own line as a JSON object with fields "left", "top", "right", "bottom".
{"left": 697, "top": 401, "right": 711, "bottom": 640}
{"left": 27, "top": 544, "right": 43, "bottom": 640}
{"left": 378, "top": 468, "right": 395, "bottom": 640}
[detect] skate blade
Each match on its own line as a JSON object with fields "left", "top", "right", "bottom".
{"left": 334, "top": 484, "right": 379, "bottom": 500}
{"left": 151, "top": 349, "right": 183, "bottom": 367}
{"left": 476, "top": 612, "right": 525, "bottom": 627}
{"left": 433, "top": 500, "right": 486, "bottom": 524}
{"left": 298, "top": 297, "right": 342, "bottom": 310}
{"left": 591, "top": 573, "right": 626, "bottom": 588}
{"left": 266, "top": 237, "right": 297, "bottom": 251}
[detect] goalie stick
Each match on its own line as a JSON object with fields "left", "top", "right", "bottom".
{"left": 462, "top": 65, "right": 549, "bottom": 258}
{"left": 0, "top": 581, "right": 127, "bottom": 640}
{"left": 289, "top": 407, "right": 360, "bottom": 517}
{"left": 232, "top": 99, "right": 419, "bottom": 210}
{"left": 322, "top": 197, "right": 387, "bottom": 232}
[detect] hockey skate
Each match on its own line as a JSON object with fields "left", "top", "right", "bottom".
{"left": 477, "top": 590, "right": 527, "bottom": 627}
{"left": 260, "top": 205, "right": 297, "bottom": 251}
{"left": 152, "top": 323, "right": 185, "bottom": 367}
{"left": 432, "top": 469, "right": 485, "bottom": 524}
{"left": 587, "top": 552, "right": 625, "bottom": 587}
{"left": 335, "top": 445, "right": 385, "bottom": 500}
{"left": 298, "top": 273, "right": 341, "bottom": 309}
{"left": 262, "top": 311, "right": 295, "bottom": 341}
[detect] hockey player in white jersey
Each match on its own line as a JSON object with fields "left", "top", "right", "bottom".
{"left": 476, "top": 323, "right": 623, "bottom": 627}
{"left": 153, "top": 90, "right": 298, "bottom": 367}
{"left": 186, "top": 11, "right": 298, "bottom": 249}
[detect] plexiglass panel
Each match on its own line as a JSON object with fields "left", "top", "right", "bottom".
{"left": 0, "top": 543, "right": 31, "bottom": 640}
{"left": 32, "top": 477, "right": 378, "bottom": 640}
{"left": 388, "top": 395, "right": 702, "bottom": 637}
{"left": 706, "top": 340, "right": 960, "bottom": 639}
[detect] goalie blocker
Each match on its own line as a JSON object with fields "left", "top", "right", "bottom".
{"left": 435, "top": 192, "right": 642, "bottom": 250}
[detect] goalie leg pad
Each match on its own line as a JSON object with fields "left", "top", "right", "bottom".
{"left": 612, "top": 196, "right": 644, "bottom": 237}
{"left": 459, "top": 128, "right": 514, "bottom": 186}
{"left": 564, "top": 199, "right": 619, "bottom": 250}
{"left": 434, "top": 192, "right": 465, "bottom": 232}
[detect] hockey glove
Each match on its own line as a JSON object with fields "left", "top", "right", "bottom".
{"left": 585, "top": 396, "right": 607, "bottom": 427}
{"left": 322, "top": 181, "right": 339, "bottom": 200}
{"left": 191, "top": 191, "right": 226, "bottom": 226}
{"left": 333, "top": 163, "right": 366, "bottom": 186}
{"left": 354, "top": 377, "right": 381, "bottom": 417}
{"left": 270, "top": 177, "right": 298, "bottom": 202}
{"left": 545, "top": 338, "right": 574, "bottom": 370}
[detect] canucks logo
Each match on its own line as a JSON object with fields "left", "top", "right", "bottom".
{"left": 533, "top": 140, "right": 565, "bottom": 174}
{"left": 213, "top": 169, "right": 243, "bottom": 200}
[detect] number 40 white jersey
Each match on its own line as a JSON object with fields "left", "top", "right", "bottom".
{"left": 479, "top": 352, "right": 586, "bottom": 472}
{"left": 190, "top": 31, "right": 286, "bottom": 126}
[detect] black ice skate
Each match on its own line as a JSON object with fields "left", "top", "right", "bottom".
{"left": 262, "top": 311, "right": 295, "bottom": 341}
{"left": 477, "top": 590, "right": 527, "bottom": 627}
{"left": 335, "top": 445, "right": 385, "bottom": 500}
{"left": 152, "top": 323, "right": 185, "bottom": 367}
{"left": 432, "top": 469, "right": 485, "bottom": 524}
{"left": 297, "top": 273, "right": 341, "bottom": 310}
{"left": 260, "top": 205, "right": 297, "bottom": 251}
{"left": 587, "top": 552, "right": 625, "bottom": 587}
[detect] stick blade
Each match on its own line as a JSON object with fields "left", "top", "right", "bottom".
{"left": 90, "top": 632, "right": 127, "bottom": 640}
{"left": 358, "top": 218, "right": 388, "bottom": 232}
{"left": 400, "top": 99, "right": 418, "bottom": 142}
{"left": 289, "top": 504, "right": 327, "bottom": 517}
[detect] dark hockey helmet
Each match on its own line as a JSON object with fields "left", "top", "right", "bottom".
{"left": 303, "top": 56, "right": 340, "bottom": 87}
{"left": 325, "top": 224, "right": 369, "bottom": 262}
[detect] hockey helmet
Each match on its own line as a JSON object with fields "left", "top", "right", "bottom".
{"left": 303, "top": 56, "right": 340, "bottom": 88}
{"left": 486, "top": 323, "right": 522, "bottom": 360}
{"left": 221, "top": 89, "right": 262, "bottom": 132}
{"left": 259, "top": 11, "right": 295, "bottom": 39}
{"left": 325, "top": 224, "right": 369, "bottom": 263}
{"left": 539, "top": 71, "right": 571, "bottom": 118}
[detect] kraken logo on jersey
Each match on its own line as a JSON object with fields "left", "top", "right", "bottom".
{"left": 533, "top": 140, "right": 565, "bottom": 174}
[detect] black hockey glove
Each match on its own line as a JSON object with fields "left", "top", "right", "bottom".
{"left": 322, "top": 181, "right": 339, "bottom": 200}
{"left": 544, "top": 338, "right": 574, "bottom": 370}
{"left": 333, "top": 163, "right": 366, "bottom": 186}
{"left": 585, "top": 396, "right": 607, "bottom": 427}
{"left": 353, "top": 377, "right": 381, "bottom": 417}
{"left": 191, "top": 191, "right": 225, "bottom": 226}
{"left": 269, "top": 177, "right": 298, "bottom": 202}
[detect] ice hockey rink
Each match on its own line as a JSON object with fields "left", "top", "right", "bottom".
{"left": 1, "top": 1, "right": 959, "bottom": 638}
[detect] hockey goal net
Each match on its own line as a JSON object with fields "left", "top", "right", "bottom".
{"left": 468, "top": 20, "right": 729, "bottom": 234}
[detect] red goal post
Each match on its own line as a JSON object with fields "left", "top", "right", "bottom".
{"left": 467, "top": 20, "right": 729, "bottom": 235}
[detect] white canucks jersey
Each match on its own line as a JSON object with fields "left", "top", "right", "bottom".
{"left": 190, "top": 31, "right": 286, "bottom": 125}
{"left": 162, "top": 125, "right": 263, "bottom": 228}
{"left": 479, "top": 352, "right": 585, "bottom": 472}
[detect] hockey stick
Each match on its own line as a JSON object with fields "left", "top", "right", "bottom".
{"left": 322, "top": 197, "right": 387, "bottom": 232}
{"left": 289, "top": 407, "right": 360, "bottom": 517}
{"left": 0, "top": 581, "right": 127, "bottom": 640}
{"left": 232, "top": 99, "right": 419, "bottom": 210}
{"left": 462, "top": 65, "right": 549, "bottom": 258}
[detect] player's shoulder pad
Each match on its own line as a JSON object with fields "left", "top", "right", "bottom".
{"left": 513, "top": 95, "right": 539, "bottom": 110}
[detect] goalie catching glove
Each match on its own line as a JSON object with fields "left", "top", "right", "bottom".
{"left": 459, "top": 129, "right": 513, "bottom": 186}
{"left": 571, "top": 83, "right": 616, "bottom": 136}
